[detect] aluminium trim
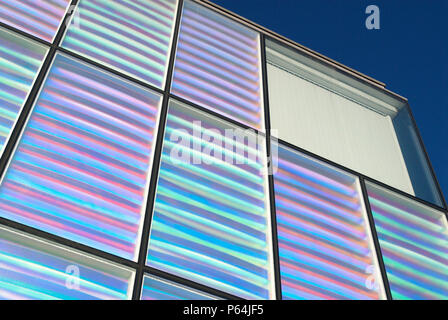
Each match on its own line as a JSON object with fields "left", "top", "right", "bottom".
{"left": 194, "top": 0, "right": 396, "bottom": 91}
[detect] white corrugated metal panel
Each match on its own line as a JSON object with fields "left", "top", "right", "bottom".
{"left": 267, "top": 63, "right": 414, "bottom": 195}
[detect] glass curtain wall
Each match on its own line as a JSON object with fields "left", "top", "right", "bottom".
{"left": 0, "top": 0, "right": 445, "bottom": 300}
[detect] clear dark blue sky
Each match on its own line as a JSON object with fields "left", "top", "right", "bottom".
{"left": 212, "top": 0, "right": 448, "bottom": 201}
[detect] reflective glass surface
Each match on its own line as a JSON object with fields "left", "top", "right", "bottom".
{"left": 273, "top": 143, "right": 385, "bottom": 300}
{"left": 0, "top": 0, "right": 71, "bottom": 42}
{"left": 0, "top": 53, "right": 162, "bottom": 260}
{"left": 171, "top": 0, "right": 265, "bottom": 130}
{"left": 0, "top": 28, "right": 48, "bottom": 156}
{"left": 367, "top": 182, "right": 448, "bottom": 300}
{"left": 0, "top": 226, "right": 134, "bottom": 300}
{"left": 147, "top": 100, "right": 274, "bottom": 299}
{"left": 141, "top": 275, "right": 217, "bottom": 300}
{"left": 62, "top": 0, "right": 178, "bottom": 88}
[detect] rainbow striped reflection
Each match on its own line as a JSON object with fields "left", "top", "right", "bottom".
{"left": 0, "top": 0, "right": 71, "bottom": 42}
{"left": 0, "top": 226, "right": 134, "bottom": 300}
{"left": 367, "top": 183, "right": 448, "bottom": 300}
{"left": 171, "top": 0, "right": 264, "bottom": 130}
{"left": 147, "top": 100, "right": 274, "bottom": 300}
{"left": 141, "top": 275, "right": 218, "bottom": 300}
{"left": 0, "top": 53, "right": 162, "bottom": 260}
{"left": 273, "top": 143, "right": 385, "bottom": 300}
{"left": 62, "top": 0, "right": 177, "bottom": 89}
{"left": 0, "top": 28, "right": 47, "bottom": 156}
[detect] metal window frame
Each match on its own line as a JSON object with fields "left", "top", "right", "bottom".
{"left": 260, "top": 34, "right": 282, "bottom": 300}
{"left": 191, "top": 0, "right": 448, "bottom": 211}
{"left": 0, "top": 0, "right": 445, "bottom": 301}
{"left": 359, "top": 177, "right": 393, "bottom": 300}
{"left": 131, "top": 0, "right": 185, "bottom": 300}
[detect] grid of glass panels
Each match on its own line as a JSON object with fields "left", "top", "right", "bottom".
{"left": 146, "top": 100, "right": 275, "bottom": 300}
{"left": 0, "top": 53, "right": 163, "bottom": 261}
{"left": 171, "top": 0, "right": 265, "bottom": 131}
{"left": 0, "top": 225, "right": 134, "bottom": 300}
{"left": 0, "top": 0, "right": 446, "bottom": 301}
{"left": 62, "top": 0, "right": 178, "bottom": 89}
{"left": 141, "top": 275, "right": 218, "bottom": 300}
{"left": 272, "top": 142, "right": 386, "bottom": 300}
{"left": 366, "top": 182, "right": 448, "bottom": 300}
{"left": 0, "top": 0, "right": 71, "bottom": 42}
{"left": 0, "top": 28, "right": 48, "bottom": 157}
{"left": 265, "top": 37, "right": 443, "bottom": 207}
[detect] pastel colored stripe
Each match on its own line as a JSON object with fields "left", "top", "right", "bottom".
{"left": 147, "top": 100, "right": 274, "bottom": 300}
{"left": 0, "top": 0, "right": 71, "bottom": 42}
{"left": 0, "top": 53, "right": 162, "bottom": 260}
{"left": 0, "top": 28, "right": 47, "bottom": 156}
{"left": 367, "top": 182, "right": 448, "bottom": 300}
{"left": 0, "top": 226, "right": 134, "bottom": 300}
{"left": 140, "top": 275, "right": 217, "bottom": 300}
{"left": 171, "top": 0, "right": 264, "bottom": 130}
{"left": 273, "top": 143, "right": 385, "bottom": 300}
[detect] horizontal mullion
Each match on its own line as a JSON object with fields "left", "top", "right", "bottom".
{"left": 0, "top": 216, "right": 138, "bottom": 270}
{"left": 143, "top": 265, "right": 243, "bottom": 300}
{"left": 56, "top": 47, "right": 165, "bottom": 95}
{"left": 276, "top": 137, "right": 448, "bottom": 214}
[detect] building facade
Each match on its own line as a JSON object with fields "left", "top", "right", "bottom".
{"left": 0, "top": 0, "right": 446, "bottom": 300}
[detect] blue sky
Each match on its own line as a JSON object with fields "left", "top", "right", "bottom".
{"left": 212, "top": 0, "right": 448, "bottom": 202}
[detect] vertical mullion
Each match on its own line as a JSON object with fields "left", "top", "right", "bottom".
{"left": 0, "top": 0, "right": 78, "bottom": 184}
{"left": 53, "top": 0, "right": 79, "bottom": 46}
{"left": 260, "top": 34, "right": 282, "bottom": 300}
{"left": 132, "top": 0, "right": 184, "bottom": 300}
{"left": 359, "top": 177, "right": 393, "bottom": 300}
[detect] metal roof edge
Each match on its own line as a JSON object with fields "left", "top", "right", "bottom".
{"left": 195, "top": 0, "right": 408, "bottom": 103}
